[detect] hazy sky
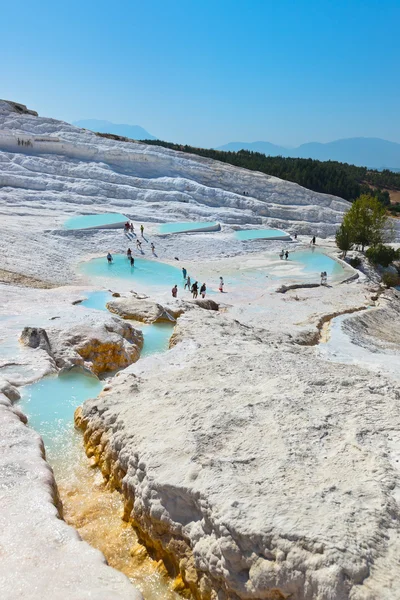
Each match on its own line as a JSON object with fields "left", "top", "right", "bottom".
{"left": 2, "top": 0, "right": 399, "bottom": 147}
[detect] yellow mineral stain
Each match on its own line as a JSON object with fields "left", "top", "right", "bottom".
{"left": 53, "top": 431, "right": 182, "bottom": 600}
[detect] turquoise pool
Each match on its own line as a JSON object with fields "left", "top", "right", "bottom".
{"left": 158, "top": 221, "right": 219, "bottom": 234}
{"left": 78, "top": 290, "right": 173, "bottom": 356}
{"left": 80, "top": 255, "right": 183, "bottom": 287}
{"left": 19, "top": 372, "right": 103, "bottom": 463}
{"left": 235, "top": 228, "right": 291, "bottom": 241}
{"left": 290, "top": 250, "right": 344, "bottom": 278}
{"left": 64, "top": 213, "right": 127, "bottom": 230}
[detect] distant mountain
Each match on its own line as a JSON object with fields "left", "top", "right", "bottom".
{"left": 217, "top": 137, "right": 400, "bottom": 170}
{"left": 72, "top": 119, "right": 155, "bottom": 140}
{"left": 216, "top": 141, "right": 287, "bottom": 156}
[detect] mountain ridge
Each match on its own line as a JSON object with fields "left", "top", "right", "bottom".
{"left": 72, "top": 119, "right": 155, "bottom": 140}
{"left": 216, "top": 137, "right": 400, "bottom": 170}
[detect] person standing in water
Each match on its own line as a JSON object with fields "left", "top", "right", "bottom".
{"left": 184, "top": 275, "right": 191, "bottom": 290}
{"left": 285, "top": 250, "right": 289, "bottom": 260}
{"left": 200, "top": 283, "right": 206, "bottom": 298}
{"left": 219, "top": 277, "right": 224, "bottom": 292}
{"left": 107, "top": 252, "right": 113, "bottom": 264}
{"left": 279, "top": 249, "right": 284, "bottom": 260}
{"left": 130, "top": 256, "right": 135, "bottom": 266}
{"left": 140, "top": 224, "right": 144, "bottom": 237}
{"left": 127, "top": 248, "right": 132, "bottom": 258}
{"left": 182, "top": 267, "right": 187, "bottom": 279}
{"left": 172, "top": 284, "right": 178, "bottom": 298}
{"left": 191, "top": 281, "right": 198, "bottom": 299}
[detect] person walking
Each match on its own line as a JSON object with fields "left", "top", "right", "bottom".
{"left": 130, "top": 256, "right": 135, "bottom": 266}
{"left": 140, "top": 224, "right": 144, "bottom": 237}
{"left": 184, "top": 275, "right": 191, "bottom": 291}
{"left": 182, "top": 267, "right": 187, "bottom": 279}
{"left": 200, "top": 283, "right": 206, "bottom": 298}
{"left": 127, "top": 248, "right": 132, "bottom": 258}
{"left": 285, "top": 250, "right": 289, "bottom": 260}
{"left": 191, "top": 281, "right": 198, "bottom": 299}
{"left": 219, "top": 276, "right": 224, "bottom": 293}
{"left": 172, "top": 284, "right": 178, "bottom": 298}
{"left": 279, "top": 249, "right": 284, "bottom": 260}
{"left": 136, "top": 239, "right": 142, "bottom": 250}
{"left": 151, "top": 243, "right": 156, "bottom": 255}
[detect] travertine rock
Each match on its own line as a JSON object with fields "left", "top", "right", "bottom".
{"left": 80, "top": 308, "right": 400, "bottom": 600}
{"left": 107, "top": 297, "right": 176, "bottom": 324}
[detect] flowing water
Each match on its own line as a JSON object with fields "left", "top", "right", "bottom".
{"left": 18, "top": 296, "right": 179, "bottom": 599}
{"left": 235, "top": 228, "right": 291, "bottom": 241}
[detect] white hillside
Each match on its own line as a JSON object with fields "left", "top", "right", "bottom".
{"left": 0, "top": 100, "right": 350, "bottom": 237}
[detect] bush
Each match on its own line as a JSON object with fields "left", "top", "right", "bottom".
{"left": 382, "top": 272, "right": 400, "bottom": 288}
{"left": 349, "top": 256, "right": 361, "bottom": 268}
{"left": 366, "top": 244, "right": 400, "bottom": 267}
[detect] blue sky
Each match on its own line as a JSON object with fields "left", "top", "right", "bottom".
{"left": 1, "top": 0, "right": 399, "bottom": 147}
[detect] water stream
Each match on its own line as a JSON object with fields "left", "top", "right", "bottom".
{"left": 18, "top": 294, "right": 179, "bottom": 599}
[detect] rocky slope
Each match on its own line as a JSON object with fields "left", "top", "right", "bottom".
{"left": 79, "top": 305, "right": 400, "bottom": 600}
{"left": 0, "top": 99, "right": 350, "bottom": 241}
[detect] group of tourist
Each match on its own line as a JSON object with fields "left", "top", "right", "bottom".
{"left": 124, "top": 221, "right": 145, "bottom": 237}
{"left": 172, "top": 268, "right": 224, "bottom": 299}
{"left": 279, "top": 249, "right": 290, "bottom": 260}
{"left": 17, "top": 138, "right": 32, "bottom": 147}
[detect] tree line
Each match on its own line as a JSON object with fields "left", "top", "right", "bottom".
{"left": 141, "top": 139, "right": 400, "bottom": 205}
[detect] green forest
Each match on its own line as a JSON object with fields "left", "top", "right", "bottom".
{"left": 139, "top": 139, "right": 400, "bottom": 208}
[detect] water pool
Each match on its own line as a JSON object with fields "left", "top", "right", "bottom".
{"left": 64, "top": 213, "right": 127, "bottom": 230}
{"left": 19, "top": 372, "right": 103, "bottom": 463}
{"left": 78, "top": 291, "right": 173, "bottom": 356}
{"left": 290, "top": 250, "right": 344, "bottom": 278}
{"left": 158, "top": 221, "right": 220, "bottom": 234}
{"left": 235, "top": 228, "right": 291, "bottom": 241}
{"left": 80, "top": 255, "right": 182, "bottom": 287}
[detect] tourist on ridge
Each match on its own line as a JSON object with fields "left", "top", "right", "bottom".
{"left": 182, "top": 267, "right": 187, "bottom": 279}
{"left": 191, "top": 281, "right": 198, "bottom": 299}
{"left": 279, "top": 249, "right": 284, "bottom": 260}
{"left": 130, "top": 256, "right": 135, "bottom": 266}
{"left": 172, "top": 284, "right": 178, "bottom": 298}
{"left": 151, "top": 242, "right": 156, "bottom": 255}
{"left": 219, "top": 276, "right": 224, "bottom": 293}
{"left": 107, "top": 252, "right": 113, "bottom": 264}
{"left": 200, "top": 283, "right": 206, "bottom": 298}
{"left": 311, "top": 236, "right": 316, "bottom": 245}
{"left": 140, "top": 224, "right": 144, "bottom": 237}
{"left": 285, "top": 250, "right": 289, "bottom": 260}
{"left": 184, "top": 275, "right": 191, "bottom": 290}
{"left": 127, "top": 248, "right": 132, "bottom": 258}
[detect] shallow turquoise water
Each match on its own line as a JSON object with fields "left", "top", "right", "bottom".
{"left": 235, "top": 228, "right": 291, "bottom": 241}
{"left": 80, "top": 254, "right": 183, "bottom": 287}
{"left": 290, "top": 250, "right": 343, "bottom": 277}
{"left": 158, "top": 221, "right": 218, "bottom": 234}
{"left": 80, "top": 290, "right": 112, "bottom": 310}
{"left": 64, "top": 213, "right": 127, "bottom": 230}
{"left": 19, "top": 372, "right": 103, "bottom": 461}
{"left": 79, "top": 290, "right": 173, "bottom": 356}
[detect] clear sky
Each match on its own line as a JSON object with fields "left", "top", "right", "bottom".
{"left": 1, "top": 0, "right": 399, "bottom": 147}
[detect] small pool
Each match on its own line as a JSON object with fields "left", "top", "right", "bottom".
{"left": 19, "top": 372, "right": 103, "bottom": 463}
{"left": 235, "top": 228, "right": 291, "bottom": 241}
{"left": 80, "top": 255, "right": 183, "bottom": 287}
{"left": 78, "top": 291, "right": 173, "bottom": 356}
{"left": 290, "top": 250, "right": 344, "bottom": 278}
{"left": 64, "top": 213, "right": 128, "bottom": 230}
{"left": 158, "top": 221, "right": 220, "bottom": 234}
